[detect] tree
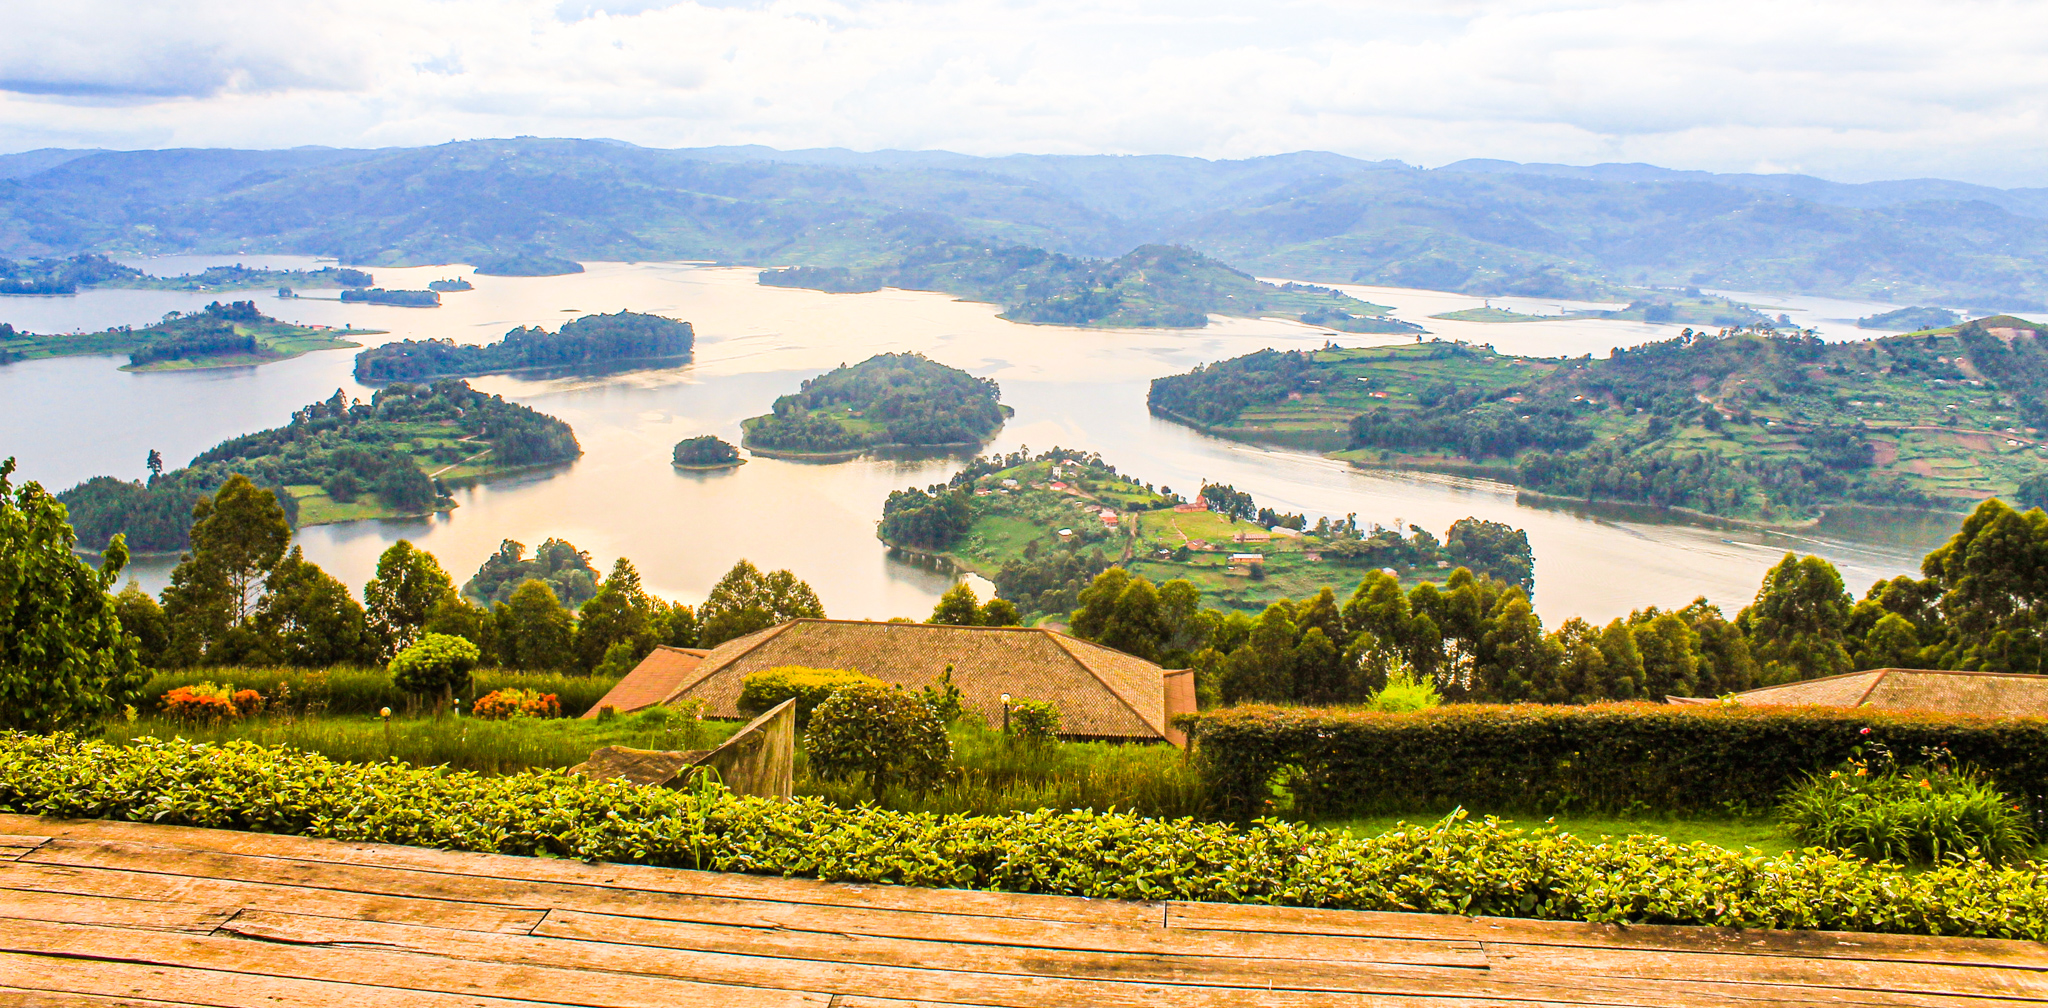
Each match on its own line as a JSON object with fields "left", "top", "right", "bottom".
{"left": 1739, "top": 553, "right": 1854, "bottom": 684}
{"left": 1067, "top": 567, "right": 1132, "bottom": 641}
{"left": 696, "top": 559, "right": 826, "bottom": 647}
{"left": 1219, "top": 602, "right": 1296, "bottom": 704}
{"left": 1858, "top": 613, "right": 1922, "bottom": 670}
{"left": 977, "top": 596, "right": 1020, "bottom": 627}
{"left": 1678, "top": 598, "right": 1756, "bottom": 696}
{"left": 0, "top": 458, "right": 144, "bottom": 731}
{"left": 1595, "top": 618, "right": 1644, "bottom": 699}
{"left": 145, "top": 449, "right": 163, "bottom": 481}
{"left": 804, "top": 684, "right": 952, "bottom": 794}
{"left": 254, "top": 547, "right": 371, "bottom": 667}
{"left": 1290, "top": 627, "right": 1345, "bottom": 704}
{"left": 1098, "top": 577, "right": 1169, "bottom": 662}
{"left": 654, "top": 599, "right": 700, "bottom": 648}
{"left": 927, "top": 583, "right": 982, "bottom": 626}
{"left": 364, "top": 540, "right": 454, "bottom": 659}
{"left": 1920, "top": 499, "right": 2048, "bottom": 672}
{"left": 388, "top": 632, "right": 480, "bottom": 715}
{"left": 574, "top": 558, "right": 655, "bottom": 672}
{"left": 1544, "top": 617, "right": 1608, "bottom": 703}
{"left": 188, "top": 475, "right": 292, "bottom": 626}
{"left": 497, "top": 579, "right": 575, "bottom": 670}
{"left": 113, "top": 581, "right": 170, "bottom": 669}
{"left": 1632, "top": 611, "right": 1700, "bottom": 700}
{"left": 2017, "top": 475, "right": 2048, "bottom": 513}
{"left": 423, "top": 593, "right": 494, "bottom": 655}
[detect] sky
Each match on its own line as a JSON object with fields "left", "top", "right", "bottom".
{"left": 4, "top": 0, "right": 2045, "bottom": 187}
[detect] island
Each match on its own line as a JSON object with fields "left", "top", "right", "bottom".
{"left": 428, "top": 278, "right": 475, "bottom": 292}
{"left": 1148, "top": 315, "right": 2048, "bottom": 523}
{"left": 57, "top": 380, "right": 582, "bottom": 553}
{"left": 1860, "top": 306, "right": 1961, "bottom": 331}
{"left": 740, "top": 352, "right": 1007, "bottom": 460}
{"left": 0, "top": 301, "right": 369, "bottom": 370}
{"left": 340, "top": 287, "right": 440, "bottom": 307}
{"left": 473, "top": 254, "right": 585, "bottom": 277}
{"left": 762, "top": 244, "right": 1426, "bottom": 332}
{"left": 1429, "top": 291, "right": 1771, "bottom": 328}
{"left": 672, "top": 435, "right": 744, "bottom": 469}
{"left": 352, "top": 311, "right": 694, "bottom": 381}
{"left": 0, "top": 254, "right": 373, "bottom": 294}
{"left": 879, "top": 448, "right": 1533, "bottom": 619}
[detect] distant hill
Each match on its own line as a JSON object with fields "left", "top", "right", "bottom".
{"left": 6, "top": 140, "right": 2048, "bottom": 308}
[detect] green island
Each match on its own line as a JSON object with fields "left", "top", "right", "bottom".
{"left": 1149, "top": 315, "right": 2048, "bottom": 523}
{"left": 353, "top": 311, "right": 694, "bottom": 382}
{"left": 0, "top": 300, "right": 371, "bottom": 370}
{"left": 740, "top": 352, "right": 1008, "bottom": 459}
{"left": 0, "top": 253, "right": 373, "bottom": 294}
{"left": 428, "top": 278, "right": 474, "bottom": 292}
{"left": 473, "top": 253, "right": 584, "bottom": 277}
{"left": 1429, "top": 291, "right": 1772, "bottom": 327}
{"left": 340, "top": 287, "right": 439, "bottom": 307}
{"left": 56, "top": 380, "right": 582, "bottom": 553}
{"left": 879, "top": 448, "right": 1533, "bottom": 618}
{"left": 1859, "top": 305, "right": 1961, "bottom": 331}
{"left": 763, "top": 243, "right": 1426, "bottom": 332}
{"left": 672, "top": 435, "right": 744, "bottom": 469}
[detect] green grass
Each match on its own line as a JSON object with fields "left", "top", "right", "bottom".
{"left": 1327, "top": 811, "right": 1794, "bottom": 854}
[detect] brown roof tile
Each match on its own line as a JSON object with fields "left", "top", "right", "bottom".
{"left": 580, "top": 646, "right": 711, "bottom": 718}
{"left": 1675, "top": 668, "right": 2048, "bottom": 717}
{"left": 657, "top": 619, "right": 1181, "bottom": 740}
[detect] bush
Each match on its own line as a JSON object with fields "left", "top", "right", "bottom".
{"left": 16, "top": 733, "right": 2048, "bottom": 940}
{"left": 1008, "top": 699, "right": 1061, "bottom": 742}
{"left": 805, "top": 685, "right": 952, "bottom": 793}
{"left": 738, "top": 666, "right": 885, "bottom": 728}
{"left": 471, "top": 689, "right": 562, "bottom": 721}
{"left": 1780, "top": 760, "right": 2034, "bottom": 865}
{"left": 160, "top": 683, "right": 242, "bottom": 721}
{"left": 1177, "top": 703, "right": 2048, "bottom": 821}
{"left": 1363, "top": 666, "right": 1439, "bottom": 713}
{"left": 388, "top": 634, "right": 481, "bottom": 710}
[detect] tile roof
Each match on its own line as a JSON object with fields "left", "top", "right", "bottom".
{"left": 1672, "top": 668, "right": 2048, "bottom": 717}
{"left": 654, "top": 619, "right": 1184, "bottom": 741}
{"left": 580, "top": 646, "right": 711, "bottom": 718}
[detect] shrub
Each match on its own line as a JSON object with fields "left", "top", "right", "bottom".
{"left": 1364, "top": 665, "right": 1439, "bottom": 712}
{"left": 160, "top": 683, "right": 242, "bottom": 721}
{"left": 738, "top": 666, "right": 885, "bottom": 728}
{"left": 137, "top": 667, "right": 621, "bottom": 718}
{"left": 805, "top": 684, "right": 952, "bottom": 793}
{"left": 1780, "top": 760, "right": 2034, "bottom": 865}
{"left": 230, "top": 689, "right": 265, "bottom": 716}
{"left": 388, "top": 633, "right": 481, "bottom": 711}
{"left": 471, "top": 689, "right": 563, "bottom": 721}
{"left": 1008, "top": 699, "right": 1061, "bottom": 742}
{"left": 1177, "top": 703, "right": 2048, "bottom": 821}
{"left": 16, "top": 733, "right": 2048, "bottom": 940}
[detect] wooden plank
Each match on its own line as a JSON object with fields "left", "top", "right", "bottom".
{"left": 0, "top": 887, "right": 228, "bottom": 933}
{"left": 0, "top": 918, "right": 831, "bottom": 1008}
{"left": 1487, "top": 942, "right": 2048, "bottom": 1000}
{"left": 214, "top": 907, "right": 1957, "bottom": 1008}
{"left": 0, "top": 990, "right": 206, "bottom": 1008}
{"left": 28, "top": 838, "right": 1478, "bottom": 967}
{"left": 4, "top": 816, "right": 1156, "bottom": 927}
{"left": 1171, "top": 901, "right": 2048, "bottom": 969}
{"left": 0, "top": 952, "right": 600, "bottom": 1008}
{"left": 0, "top": 859, "right": 546, "bottom": 935}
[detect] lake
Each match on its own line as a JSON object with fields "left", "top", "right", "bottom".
{"left": 0, "top": 258, "right": 1954, "bottom": 626}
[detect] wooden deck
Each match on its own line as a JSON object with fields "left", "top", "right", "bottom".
{"left": 0, "top": 814, "right": 2043, "bottom": 1007}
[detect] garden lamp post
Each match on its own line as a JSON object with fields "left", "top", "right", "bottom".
{"left": 380, "top": 707, "right": 393, "bottom": 755}
{"left": 1001, "top": 693, "right": 1010, "bottom": 734}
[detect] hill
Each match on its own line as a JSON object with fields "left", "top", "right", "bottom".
{"left": 7, "top": 141, "right": 2048, "bottom": 308}
{"left": 763, "top": 243, "right": 1421, "bottom": 330}
{"left": 0, "top": 300, "right": 365, "bottom": 370}
{"left": 878, "top": 448, "right": 1533, "bottom": 617}
{"left": 740, "top": 353, "right": 1006, "bottom": 458}
{"left": 56, "top": 381, "right": 581, "bottom": 552}
{"left": 0, "top": 253, "right": 371, "bottom": 294}
{"left": 354, "top": 311, "right": 693, "bottom": 382}
{"left": 1149, "top": 318, "right": 2048, "bottom": 522}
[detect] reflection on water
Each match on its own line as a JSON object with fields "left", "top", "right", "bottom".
{"left": 1, "top": 259, "right": 1950, "bottom": 625}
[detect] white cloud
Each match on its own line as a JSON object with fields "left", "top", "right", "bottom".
{"left": 2, "top": 0, "right": 2044, "bottom": 186}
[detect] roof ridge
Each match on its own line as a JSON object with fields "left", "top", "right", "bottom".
{"left": 1045, "top": 633, "right": 1165, "bottom": 736}
{"left": 664, "top": 622, "right": 796, "bottom": 705}
{"left": 782, "top": 617, "right": 1063, "bottom": 635}
{"left": 1854, "top": 669, "right": 1892, "bottom": 707}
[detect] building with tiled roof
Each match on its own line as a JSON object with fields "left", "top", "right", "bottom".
{"left": 607, "top": 619, "right": 1196, "bottom": 745}
{"left": 580, "top": 646, "right": 709, "bottom": 718}
{"left": 1669, "top": 668, "right": 2048, "bottom": 717}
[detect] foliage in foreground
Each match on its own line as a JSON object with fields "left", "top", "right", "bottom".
{"left": 13, "top": 733, "right": 2048, "bottom": 939}
{"left": 1780, "top": 760, "right": 2035, "bottom": 865}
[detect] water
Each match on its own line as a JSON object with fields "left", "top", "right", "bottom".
{"left": 0, "top": 258, "right": 1956, "bottom": 625}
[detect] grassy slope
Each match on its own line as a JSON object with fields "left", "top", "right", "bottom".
{"left": 5, "top": 318, "right": 366, "bottom": 367}
{"left": 282, "top": 419, "right": 521, "bottom": 525}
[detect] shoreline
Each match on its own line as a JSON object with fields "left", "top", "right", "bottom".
{"left": 672, "top": 459, "right": 746, "bottom": 471}
{"left": 354, "top": 353, "right": 695, "bottom": 384}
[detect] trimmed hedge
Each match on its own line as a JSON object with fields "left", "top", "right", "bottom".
{"left": 10, "top": 733, "right": 2048, "bottom": 939}
{"left": 1176, "top": 703, "right": 2048, "bottom": 820}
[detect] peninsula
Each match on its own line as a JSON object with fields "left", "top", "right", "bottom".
{"left": 1148, "top": 316, "right": 2048, "bottom": 522}
{"left": 741, "top": 352, "right": 1007, "bottom": 459}
{"left": 352, "top": 311, "right": 693, "bottom": 381}
{"left": 0, "top": 300, "right": 369, "bottom": 370}
{"left": 57, "top": 380, "right": 582, "bottom": 552}
{"left": 0, "top": 254, "right": 373, "bottom": 294}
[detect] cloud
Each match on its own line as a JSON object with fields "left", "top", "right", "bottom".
{"left": 1, "top": 0, "right": 2044, "bottom": 186}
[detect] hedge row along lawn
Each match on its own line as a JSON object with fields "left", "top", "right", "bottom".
{"left": 1177, "top": 702, "right": 2048, "bottom": 820}
{"left": 11, "top": 733, "right": 2048, "bottom": 939}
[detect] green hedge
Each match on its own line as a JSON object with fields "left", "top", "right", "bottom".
{"left": 1176, "top": 703, "right": 2048, "bottom": 820}
{"left": 137, "top": 668, "right": 622, "bottom": 718}
{"left": 9, "top": 733, "right": 2048, "bottom": 939}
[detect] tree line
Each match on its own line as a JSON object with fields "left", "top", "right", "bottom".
{"left": 352, "top": 311, "right": 695, "bottom": 381}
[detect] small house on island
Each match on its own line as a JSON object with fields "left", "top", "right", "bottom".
{"left": 589, "top": 619, "right": 1197, "bottom": 745}
{"left": 1669, "top": 668, "right": 2048, "bottom": 717}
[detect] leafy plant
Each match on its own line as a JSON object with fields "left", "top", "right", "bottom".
{"left": 1008, "top": 699, "right": 1061, "bottom": 742}
{"left": 1780, "top": 755, "right": 2034, "bottom": 865}
{"left": 1363, "top": 664, "right": 1440, "bottom": 712}
{"left": 388, "top": 633, "right": 480, "bottom": 713}
{"left": 471, "top": 688, "right": 562, "bottom": 721}
{"left": 737, "top": 666, "right": 883, "bottom": 728}
{"left": 805, "top": 684, "right": 952, "bottom": 793}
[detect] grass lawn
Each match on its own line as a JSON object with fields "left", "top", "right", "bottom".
{"left": 1326, "top": 811, "right": 1794, "bottom": 854}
